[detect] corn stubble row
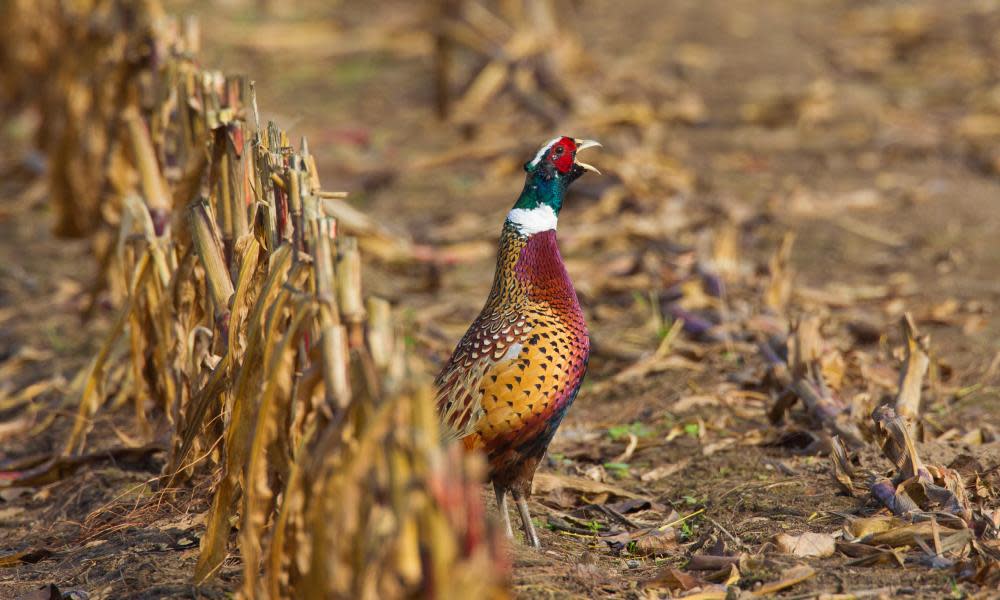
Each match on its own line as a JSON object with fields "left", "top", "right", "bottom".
{"left": 3, "top": 1, "right": 508, "bottom": 597}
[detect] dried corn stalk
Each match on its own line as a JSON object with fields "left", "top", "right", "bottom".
{"left": 433, "top": 0, "right": 584, "bottom": 125}
{"left": 260, "top": 382, "right": 509, "bottom": 600}
{"left": 766, "top": 316, "right": 866, "bottom": 449}
{"left": 9, "top": 1, "right": 510, "bottom": 596}
{"left": 1, "top": 0, "right": 178, "bottom": 237}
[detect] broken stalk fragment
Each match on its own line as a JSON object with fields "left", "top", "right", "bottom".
{"left": 894, "top": 313, "right": 930, "bottom": 439}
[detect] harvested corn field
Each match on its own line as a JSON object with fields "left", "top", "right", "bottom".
{"left": 1, "top": 0, "right": 999, "bottom": 598}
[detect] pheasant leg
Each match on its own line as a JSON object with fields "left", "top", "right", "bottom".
{"left": 512, "top": 489, "right": 541, "bottom": 548}
{"left": 493, "top": 481, "right": 514, "bottom": 539}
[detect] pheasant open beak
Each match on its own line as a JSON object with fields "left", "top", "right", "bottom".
{"left": 573, "top": 139, "right": 602, "bottom": 174}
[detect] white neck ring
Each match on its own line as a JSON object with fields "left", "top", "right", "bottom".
{"left": 506, "top": 206, "right": 557, "bottom": 235}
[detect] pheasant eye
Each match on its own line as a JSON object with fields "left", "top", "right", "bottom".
{"left": 553, "top": 146, "right": 564, "bottom": 156}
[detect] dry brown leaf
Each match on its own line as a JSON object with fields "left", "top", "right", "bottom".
{"left": 751, "top": 564, "right": 816, "bottom": 596}
{"left": 846, "top": 516, "right": 896, "bottom": 539}
{"left": 686, "top": 554, "right": 742, "bottom": 571}
{"left": 643, "top": 566, "right": 703, "bottom": 591}
{"left": 632, "top": 528, "right": 680, "bottom": 557}
{"left": 774, "top": 531, "right": 836, "bottom": 557}
{"left": 532, "top": 471, "right": 645, "bottom": 501}
{"left": 641, "top": 457, "right": 691, "bottom": 483}
{"left": 705, "top": 563, "right": 741, "bottom": 585}
{"left": 837, "top": 541, "right": 906, "bottom": 567}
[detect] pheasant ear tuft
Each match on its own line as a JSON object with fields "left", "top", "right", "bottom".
{"left": 527, "top": 136, "right": 564, "bottom": 170}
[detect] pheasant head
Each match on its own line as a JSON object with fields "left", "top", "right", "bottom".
{"left": 508, "top": 136, "right": 600, "bottom": 235}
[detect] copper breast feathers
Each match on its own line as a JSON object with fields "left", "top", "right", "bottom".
{"left": 435, "top": 226, "right": 589, "bottom": 448}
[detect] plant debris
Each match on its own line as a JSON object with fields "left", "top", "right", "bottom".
{"left": 1, "top": 0, "right": 998, "bottom": 598}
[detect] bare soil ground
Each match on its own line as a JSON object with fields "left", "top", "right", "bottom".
{"left": 2, "top": 0, "right": 999, "bottom": 598}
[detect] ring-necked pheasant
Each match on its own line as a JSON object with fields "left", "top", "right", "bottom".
{"left": 435, "top": 136, "right": 599, "bottom": 547}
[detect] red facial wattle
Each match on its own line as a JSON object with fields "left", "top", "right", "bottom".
{"left": 549, "top": 137, "right": 576, "bottom": 173}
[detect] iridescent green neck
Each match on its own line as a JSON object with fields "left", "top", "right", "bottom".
{"left": 511, "top": 172, "right": 566, "bottom": 214}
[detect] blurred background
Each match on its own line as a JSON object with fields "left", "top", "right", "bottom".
{"left": 2, "top": 0, "right": 1000, "bottom": 597}
{"left": 150, "top": 0, "right": 1000, "bottom": 391}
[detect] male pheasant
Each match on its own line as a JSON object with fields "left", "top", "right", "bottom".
{"left": 435, "top": 136, "right": 599, "bottom": 547}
